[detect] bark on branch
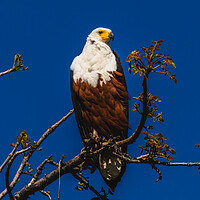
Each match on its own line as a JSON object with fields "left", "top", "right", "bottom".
{"left": 14, "top": 151, "right": 85, "bottom": 200}
{"left": 14, "top": 147, "right": 200, "bottom": 200}
{"left": 113, "top": 152, "right": 200, "bottom": 167}
{"left": 0, "top": 131, "right": 25, "bottom": 172}
{"left": 0, "top": 110, "right": 74, "bottom": 200}
{"left": 1, "top": 106, "right": 200, "bottom": 200}
{"left": 0, "top": 54, "right": 28, "bottom": 77}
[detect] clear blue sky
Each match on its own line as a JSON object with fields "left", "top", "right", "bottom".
{"left": 0, "top": 0, "right": 200, "bottom": 199}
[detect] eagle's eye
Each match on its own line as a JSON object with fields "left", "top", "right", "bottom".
{"left": 98, "top": 31, "right": 103, "bottom": 34}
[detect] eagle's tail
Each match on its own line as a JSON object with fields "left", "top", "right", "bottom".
{"left": 98, "top": 149, "right": 126, "bottom": 192}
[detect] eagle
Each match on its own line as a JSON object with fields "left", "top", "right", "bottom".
{"left": 70, "top": 27, "right": 129, "bottom": 191}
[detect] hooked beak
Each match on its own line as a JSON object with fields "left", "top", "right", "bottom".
{"left": 108, "top": 32, "right": 114, "bottom": 41}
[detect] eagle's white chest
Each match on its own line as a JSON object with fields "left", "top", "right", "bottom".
{"left": 70, "top": 40, "right": 117, "bottom": 87}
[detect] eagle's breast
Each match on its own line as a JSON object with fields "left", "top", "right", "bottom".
{"left": 70, "top": 40, "right": 117, "bottom": 87}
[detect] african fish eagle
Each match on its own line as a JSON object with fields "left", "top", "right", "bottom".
{"left": 70, "top": 27, "right": 129, "bottom": 191}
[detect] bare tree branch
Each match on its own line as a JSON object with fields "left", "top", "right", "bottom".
{"left": 72, "top": 173, "right": 109, "bottom": 200}
{"left": 40, "top": 190, "right": 52, "bottom": 200}
{"left": 0, "top": 110, "right": 74, "bottom": 199}
{"left": 14, "top": 151, "right": 86, "bottom": 200}
{"left": 0, "top": 131, "right": 25, "bottom": 172}
{"left": 0, "top": 54, "right": 28, "bottom": 77}
{"left": 14, "top": 145, "right": 200, "bottom": 200}
{"left": 29, "top": 155, "right": 53, "bottom": 185}
{"left": 36, "top": 109, "right": 74, "bottom": 146}
{"left": 5, "top": 148, "right": 31, "bottom": 200}
{"left": 0, "top": 68, "right": 15, "bottom": 77}
{"left": 113, "top": 152, "right": 200, "bottom": 167}
{"left": 58, "top": 155, "right": 65, "bottom": 200}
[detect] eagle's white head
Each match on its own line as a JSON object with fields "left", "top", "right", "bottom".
{"left": 71, "top": 27, "right": 117, "bottom": 87}
{"left": 87, "top": 27, "right": 114, "bottom": 45}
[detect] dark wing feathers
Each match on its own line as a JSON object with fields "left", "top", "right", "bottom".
{"left": 113, "top": 50, "right": 129, "bottom": 121}
{"left": 70, "top": 71, "right": 90, "bottom": 141}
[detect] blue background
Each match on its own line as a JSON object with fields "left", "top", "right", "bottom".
{"left": 0, "top": 0, "right": 200, "bottom": 199}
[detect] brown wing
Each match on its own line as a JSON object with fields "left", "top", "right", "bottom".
{"left": 71, "top": 63, "right": 129, "bottom": 141}
{"left": 70, "top": 71, "right": 90, "bottom": 142}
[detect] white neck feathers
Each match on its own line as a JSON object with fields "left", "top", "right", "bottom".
{"left": 70, "top": 37, "right": 117, "bottom": 87}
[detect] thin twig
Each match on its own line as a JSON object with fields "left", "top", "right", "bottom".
{"left": 113, "top": 152, "right": 200, "bottom": 167}
{"left": 0, "top": 54, "right": 27, "bottom": 77}
{"left": 58, "top": 161, "right": 61, "bottom": 200}
{"left": 29, "top": 155, "right": 53, "bottom": 185}
{"left": 0, "top": 131, "right": 25, "bottom": 172}
{"left": 40, "top": 190, "right": 52, "bottom": 200}
{"left": 5, "top": 147, "right": 30, "bottom": 200}
{"left": 153, "top": 71, "right": 165, "bottom": 74}
{"left": 58, "top": 155, "right": 65, "bottom": 200}
{"left": 0, "top": 68, "right": 14, "bottom": 77}
{"left": 37, "top": 109, "right": 74, "bottom": 146}
{"left": 72, "top": 173, "right": 109, "bottom": 200}
{"left": 46, "top": 160, "right": 59, "bottom": 167}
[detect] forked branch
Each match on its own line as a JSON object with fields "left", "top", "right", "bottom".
{"left": 0, "top": 110, "right": 74, "bottom": 199}
{"left": 0, "top": 54, "right": 28, "bottom": 77}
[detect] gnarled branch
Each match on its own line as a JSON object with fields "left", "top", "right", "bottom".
{"left": 0, "top": 110, "right": 74, "bottom": 199}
